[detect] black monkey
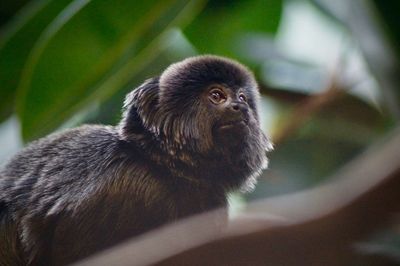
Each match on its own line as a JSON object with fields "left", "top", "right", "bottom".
{"left": 0, "top": 55, "right": 272, "bottom": 265}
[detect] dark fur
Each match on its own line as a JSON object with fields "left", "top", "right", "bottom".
{"left": 0, "top": 55, "right": 272, "bottom": 265}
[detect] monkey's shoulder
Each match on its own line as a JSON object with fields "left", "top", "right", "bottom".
{"left": 0, "top": 122, "right": 225, "bottom": 216}
{"left": 0, "top": 125, "right": 129, "bottom": 205}
{"left": 1, "top": 125, "right": 119, "bottom": 176}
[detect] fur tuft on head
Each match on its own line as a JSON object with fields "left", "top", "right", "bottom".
{"left": 159, "top": 55, "right": 257, "bottom": 97}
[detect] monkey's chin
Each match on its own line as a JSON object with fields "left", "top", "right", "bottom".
{"left": 216, "top": 121, "right": 250, "bottom": 144}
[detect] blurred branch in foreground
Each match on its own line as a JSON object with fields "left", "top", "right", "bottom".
{"left": 75, "top": 127, "right": 400, "bottom": 266}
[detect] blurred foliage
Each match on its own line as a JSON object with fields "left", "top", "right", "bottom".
{"left": 0, "top": 0, "right": 30, "bottom": 26}
{"left": 0, "top": 0, "right": 398, "bottom": 193}
{"left": 0, "top": 0, "right": 399, "bottom": 261}
{"left": 0, "top": 0, "right": 74, "bottom": 121}
{"left": 2, "top": 0, "right": 206, "bottom": 141}
{"left": 311, "top": 0, "right": 400, "bottom": 117}
{"left": 184, "top": 0, "right": 282, "bottom": 60}
{"left": 372, "top": 1, "right": 400, "bottom": 56}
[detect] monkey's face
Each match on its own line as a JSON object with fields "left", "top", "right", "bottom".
{"left": 197, "top": 83, "right": 257, "bottom": 148}
{"left": 205, "top": 85, "right": 251, "bottom": 131}
{"left": 155, "top": 84, "right": 257, "bottom": 154}
{"left": 155, "top": 59, "right": 269, "bottom": 158}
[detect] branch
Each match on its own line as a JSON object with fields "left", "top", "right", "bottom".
{"left": 271, "top": 80, "right": 343, "bottom": 145}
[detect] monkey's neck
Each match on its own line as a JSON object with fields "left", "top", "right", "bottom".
{"left": 123, "top": 136, "right": 255, "bottom": 193}
{"left": 118, "top": 114, "right": 266, "bottom": 192}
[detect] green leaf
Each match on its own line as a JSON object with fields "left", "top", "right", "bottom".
{"left": 82, "top": 29, "right": 197, "bottom": 127}
{"left": 17, "top": 0, "right": 206, "bottom": 141}
{"left": 0, "top": 0, "right": 73, "bottom": 122}
{"left": 184, "top": 0, "right": 282, "bottom": 59}
{"left": 372, "top": 1, "right": 400, "bottom": 60}
{"left": 0, "top": 0, "right": 31, "bottom": 26}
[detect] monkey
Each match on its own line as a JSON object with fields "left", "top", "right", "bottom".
{"left": 0, "top": 55, "right": 272, "bottom": 265}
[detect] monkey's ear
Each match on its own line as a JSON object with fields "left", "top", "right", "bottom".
{"left": 119, "top": 78, "right": 160, "bottom": 140}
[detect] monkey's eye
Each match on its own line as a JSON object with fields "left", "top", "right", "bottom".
{"left": 238, "top": 93, "right": 247, "bottom": 102}
{"left": 208, "top": 88, "right": 227, "bottom": 104}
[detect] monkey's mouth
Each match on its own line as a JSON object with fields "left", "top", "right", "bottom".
{"left": 218, "top": 119, "right": 248, "bottom": 130}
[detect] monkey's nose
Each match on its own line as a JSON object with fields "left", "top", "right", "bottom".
{"left": 230, "top": 102, "right": 246, "bottom": 112}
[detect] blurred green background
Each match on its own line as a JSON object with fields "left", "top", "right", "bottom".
{"left": 0, "top": 0, "right": 399, "bottom": 262}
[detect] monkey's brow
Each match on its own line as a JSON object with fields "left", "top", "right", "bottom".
{"left": 207, "top": 82, "right": 227, "bottom": 87}
{"left": 208, "top": 83, "right": 243, "bottom": 91}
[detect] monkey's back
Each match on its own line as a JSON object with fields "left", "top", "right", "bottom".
{"left": 0, "top": 125, "right": 177, "bottom": 265}
{"left": 1, "top": 125, "right": 125, "bottom": 219}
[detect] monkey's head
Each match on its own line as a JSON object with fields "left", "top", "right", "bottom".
{"left": 120, "top": 55, "right": 272, "bottom": 190}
